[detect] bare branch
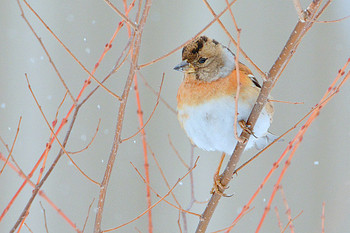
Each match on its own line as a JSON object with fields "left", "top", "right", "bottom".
{"left": 0, "top": 117, "right": 22, "bottom": 175}
{"left": 93, "top": 0, "right": 153, "bottom": 232}
{"left": 103, "top": 0, "right": 138, "bottom": 30}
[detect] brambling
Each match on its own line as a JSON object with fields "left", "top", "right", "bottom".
{"left": 174, "top": 36, "right": 276, "bottom": 155}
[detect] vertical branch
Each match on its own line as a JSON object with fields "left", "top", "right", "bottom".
{"left": 134, "top": 73, "right": 153, "bottom": 232}
{"left": 124, "top": 0, "right": 153, "bottom": 230}
{"left": 93, "top": 0, "right": 153, "bottom": 232}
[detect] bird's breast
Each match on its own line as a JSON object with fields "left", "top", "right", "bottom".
{"left": 177, "top": 69, "right": 255, "bottom": 110}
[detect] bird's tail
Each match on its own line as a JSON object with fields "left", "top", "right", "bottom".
{"left": 254, "top": 132, "right": 279, "bottom": 150}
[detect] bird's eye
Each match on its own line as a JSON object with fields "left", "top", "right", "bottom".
{"left": 198, "top": 57, "right": 207, "bottom": 64}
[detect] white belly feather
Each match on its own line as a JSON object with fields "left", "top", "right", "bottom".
{"left": 178, "top": 96, "right": 273, "bottom": 154}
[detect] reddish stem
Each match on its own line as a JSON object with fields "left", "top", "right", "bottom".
{"left": 134, "top": 73, "right": 153, "bottom": 232}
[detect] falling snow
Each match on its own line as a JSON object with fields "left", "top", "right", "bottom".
{"left": 81, "top": 134, "right": 87, "bottom": 141}
{"left": 66, "top": 14, "right": 75, "bottom": 22}
{"left": 1, "top": 103, "right": 6, "bottom": 109}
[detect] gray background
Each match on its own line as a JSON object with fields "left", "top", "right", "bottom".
{"left": 1, "top": 0, "right": 350, "bottom": 232}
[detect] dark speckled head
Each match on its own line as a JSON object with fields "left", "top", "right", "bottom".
{"left": 181, "top": 36, "right": 221, "bottom": 63}
{"left": 175, "top": 36, "right": 235, "bottom": 81}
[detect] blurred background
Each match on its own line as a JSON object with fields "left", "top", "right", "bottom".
{"left": 1, "top": 0, "right": 350, "bottom": 232}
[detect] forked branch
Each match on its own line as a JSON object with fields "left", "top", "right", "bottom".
{"left": 93, "top": 1, "right": 153, "bottom": 232}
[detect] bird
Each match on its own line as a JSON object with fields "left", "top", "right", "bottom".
{"left": 174, "top": 36, "right": 276, "bottom": 155}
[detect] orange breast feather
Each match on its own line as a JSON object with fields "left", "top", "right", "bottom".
{"left": 177, "top": 67, "right": 255, "bottom": 109}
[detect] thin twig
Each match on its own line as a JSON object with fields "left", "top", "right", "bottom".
{"left": 0, "top": 117, "right": 22, "bottom": 175}
{"left": 315, "top": 14, "right": 350, "bottom": 23}
{"left": 233, "top": 28, "right": 243, "bottom": 142}
{"left": 68, "top": 119, "right": 101, "bottom": 155}
{"left": 82, "top": 199, "right": 95, "bottom": 233}
{"left": 24, "top": 223, "right": 34, "bottom": 233}
{"left": 281, "top": 211, "right": 303, "bottom": 233}
{"left": 168, "top": 135, "right": 189, "bottom": 169}
{"left": 182, "top": 145, "right": 195, "bottom": 233}
{"left": 121, "top": 74, "right": 165, "bottom": 142}
{"left": 280, "top": 186, "right": 294, "bottom": 232}
{"left": 147, "top": 143, "right": 184, "bottom": 210}
{"left": 268, "top": 99, "right": 304, "bottom": 105}
{"left": 103, "top": 0, "right": 138, "bottom": 30}
{"left": 274, "top": 207, "right": 283, "bottom": 232}
{"left": 103, "top": 158, "right": 199, "bottom": 232}
{"left": 139, "top": 71, "right": 177, "bottom": 114}
{"left": 39, "top": 202, "right": 50, "bottom": 233}
{"left": 211, "top": 207, "right": 255, "bottom": 233}
{"left": 177, "top": 210, "right": 184, "bottom": 233}
{"left": 135, "top": 227, "right": 143, "bottom": 233}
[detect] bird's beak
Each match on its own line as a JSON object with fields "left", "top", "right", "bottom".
{"left": 174, "top": 60, "right": 194, "bottom": 72}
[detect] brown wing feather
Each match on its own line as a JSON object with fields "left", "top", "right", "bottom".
{"left": 248, "top": 74, "right": 262, "bottom": 88}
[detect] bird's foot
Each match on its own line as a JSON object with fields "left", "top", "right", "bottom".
{"left": 239, "top": 120, "right": 257, "bottom": 138}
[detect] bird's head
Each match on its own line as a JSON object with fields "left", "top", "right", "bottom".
{"left": 174, "top": 36, "right": 235, "bottom": 81}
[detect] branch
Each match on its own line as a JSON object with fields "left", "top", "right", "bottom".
{"left": 0, "top": 117, "right": 21, "bottom": 175}
{"left": 93, "top": 0, "right": 153, "bottom": 232}
{"left": 103, "top": 0, "right": 138, "bottom": 30}
{"left": 195, "top": 0, "right": 324, "bottom": 232}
